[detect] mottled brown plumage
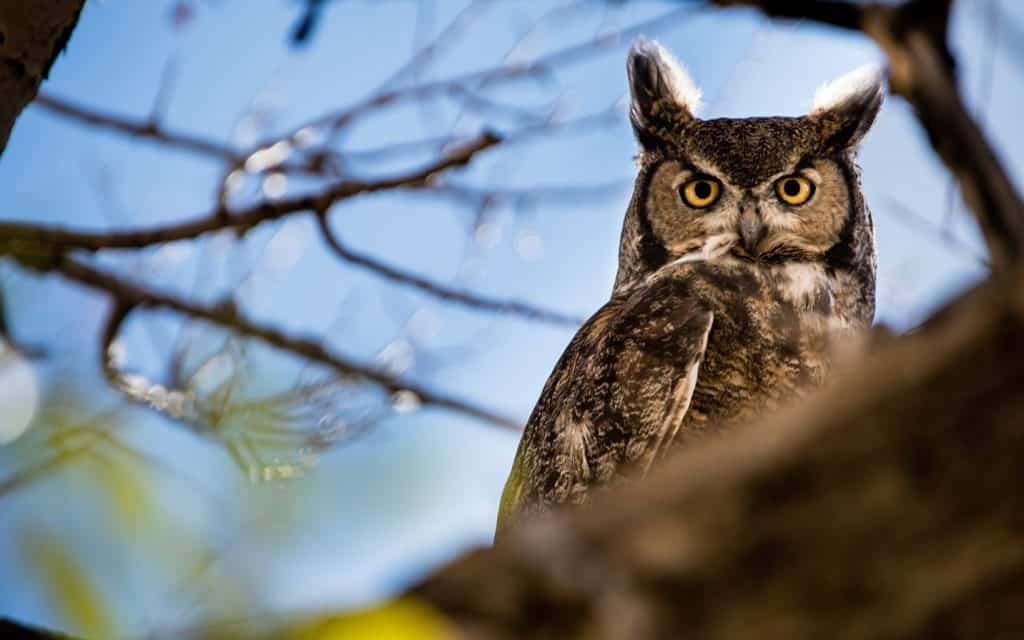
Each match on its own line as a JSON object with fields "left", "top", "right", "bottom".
{"left": 498, "top": 39, "right": 883, "bottom": 533}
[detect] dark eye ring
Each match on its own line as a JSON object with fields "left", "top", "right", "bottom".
{"left": 680, "top": 177, "right": 721, "bottom": 208}
{"left": 775, "top": 175, "right": 815, "bottom": 206}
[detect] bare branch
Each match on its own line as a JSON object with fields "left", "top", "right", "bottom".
{"left": 293, "top": 6, "right": 699, "bottom": 137}
{"left": 52, "top": 254, "right": 522, "bottom": 431}
{"left": 345, "top": 103, "right": 622, "bottom": 164}
{"left": 0, "top": 132, "right": 501, "bottom": 251}
{"left": 381, "top": 0, "right": 498, "bottom": 89}
{"left": 34, "top": 93, "right": 239, "bottom": 162}
{"left": 1, "top": 130, "right": 584, "bottom": 326}
{"left": 0, "top": 616, "right": 80, "bottom": 639}
{"left": 882, "top": 198, "right": 989, "bottom": 267}
{"left": 316, "top": 212, "right": 584, "bottom": 326}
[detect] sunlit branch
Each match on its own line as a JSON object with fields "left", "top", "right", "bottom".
{"left": 0, "top": 132, "right": 501, "bottom": 251}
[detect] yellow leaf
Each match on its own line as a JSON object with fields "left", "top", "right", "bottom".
{"left": 24, "top": 532, "right": 118, "bottom": 639}
{"left": 294, "top": 598, "right": 455, "bottom": 640}
{"left": 84, "top": 443, "right": 152, "bottom": 530}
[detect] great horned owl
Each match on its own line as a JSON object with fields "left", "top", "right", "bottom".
{"left": 497, "top": 39, "right": 883, "bottom": 534}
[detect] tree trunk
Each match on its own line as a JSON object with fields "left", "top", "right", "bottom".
{"left": 0, "top": 0, "right": 84, "bottom": 156}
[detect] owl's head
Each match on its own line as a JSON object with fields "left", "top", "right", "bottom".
{"left": 616, "top": 39, "right": 883, "bottom": 314}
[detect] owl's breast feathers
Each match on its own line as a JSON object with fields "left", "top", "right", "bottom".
{"left": 498, "top": 259, "right": 841, "bottom": 532}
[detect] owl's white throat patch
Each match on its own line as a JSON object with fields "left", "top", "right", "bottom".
{"left": 777, "top": 262, "right": 831, "bottom": 311}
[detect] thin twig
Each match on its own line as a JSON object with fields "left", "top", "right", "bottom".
{"left": 0, "top": 132, "right": 501, "bottom": 251}
{"left": 382, "top": 0, "right": 498, "bottom": 89}
{"left": 429, "top": 180, "right": 628, "bottom": 208}
{"left": 344, "top": 103, "right": 621, "bottom": 163}
{"left": 34, "top": 93, "right": 239, "bottom": 162}
{"left": 315, "top": 212, "right": 583, "bottom": 326}
{"left": 883, "top": 198, "right": 989, "bottom": 267}
{"left": 291, "top": 5, "right": 699, "bottom": 138}
{"left": 1, "top": 131, "right": 586, "bottom": 326}
{"left": 54, "top": 255, "right": 522, "bottom": 430}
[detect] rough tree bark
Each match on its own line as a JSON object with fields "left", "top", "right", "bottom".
{"left": 0, "top": 0, "right": 84, "bottom": 156}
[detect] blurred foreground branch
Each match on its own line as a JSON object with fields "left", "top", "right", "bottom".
{"left": 405, "top": 263, "right": 1024, "bottom": 639}
{"left": 0, "top": 617, "right": 77, "bottom": 640}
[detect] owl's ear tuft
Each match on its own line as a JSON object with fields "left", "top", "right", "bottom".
{"left": 627, "top": 38, "right": 701, "bottom": 151}
{"left": 810, "top": 64, "right": 885, "bottom": 152}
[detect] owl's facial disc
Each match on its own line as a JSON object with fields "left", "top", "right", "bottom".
{"left": 722, "top": 163, "right": 849, "bottom": 263}
{"left": 642, "top": 157, "right": 853, "bottom": 265}
{"left": 617, "top": 41, "right": 882, "bottom": 302}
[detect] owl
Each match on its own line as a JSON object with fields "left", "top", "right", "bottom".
{"left": 496, "top": 39, "right": 883, "bottom": 534}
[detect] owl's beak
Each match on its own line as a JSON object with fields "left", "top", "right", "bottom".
{"left": 739, "top": 209, "right": 766, "bottom": 255}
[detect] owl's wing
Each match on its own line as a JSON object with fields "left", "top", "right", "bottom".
{"left": 609, "top": 282, "right": 714, "bottom": 476}
{"left": 635, "top": 310, "right": 713, "bottom": 475}
{"left": 497, "top": 277, "right": 714, "bottom": 535}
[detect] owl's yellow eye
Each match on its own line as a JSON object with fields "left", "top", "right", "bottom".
{"left": 775, "top": 175, "right": 814, "bottom": 206}
{"left": 680, "top": 178, "right": 721, "bottom": 209}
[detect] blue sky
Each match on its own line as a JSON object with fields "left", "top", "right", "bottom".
{"left": 0, "top": 0, "right": 1017, "bottom": 636}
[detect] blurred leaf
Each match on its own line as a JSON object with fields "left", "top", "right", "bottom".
{"left": 1, "top": 392, "right": 124, "bottom": 498}
{"left": 293, "top": 598, "right": 454, "bottom": 640}
{"left": 23, "top": 532, "right": 118, "bottom": 640}
{"left": 81, "top": 439, "right": 152, "bottom": 531}
{"left": 174, "top": 338, "right": 383, "bottom": 481}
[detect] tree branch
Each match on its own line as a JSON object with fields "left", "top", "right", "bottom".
{"left": 34, "top": 93, "right": 239, "bottom": 162}
{"left": 316, "top": 212, "right": 583, "bottom": 326}
{"left": 51, "top": 254, "right": 522, "bottom": 431}
{"left": 290, "top": 5, "right": 699, "bottom": 138}
{"left": 0, "top": 131, "right": 582, "bottom": 327}
{"left": 0, "top": 618, "right": 78, "bottom": 640}
{"left": 0, "top": 132, "right": 501, "bottom": 250}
